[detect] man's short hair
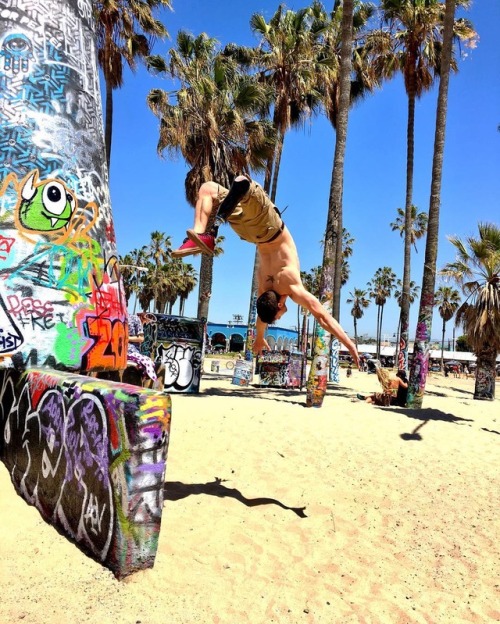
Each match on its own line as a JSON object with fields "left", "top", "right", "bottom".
{"left": 396, "top": 369, "right": 408, "bottom": 382}
{"left": 256, "top": 289, "right": 280, "bottom": 324}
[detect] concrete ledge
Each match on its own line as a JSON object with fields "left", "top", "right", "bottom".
{"left": 0, "top": 368, "right": 171, "bottom": 579}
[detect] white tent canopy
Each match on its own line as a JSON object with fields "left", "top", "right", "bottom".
{"left": 349, "top": 345, "right": 500, "bottom": 363}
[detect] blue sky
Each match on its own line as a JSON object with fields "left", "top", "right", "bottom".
{"left": 108, "top": 0, "right": 499, "bottom": 343}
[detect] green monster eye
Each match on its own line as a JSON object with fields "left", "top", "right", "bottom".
{"left": 18, "top": 173, "right": 76, "bottom": 232}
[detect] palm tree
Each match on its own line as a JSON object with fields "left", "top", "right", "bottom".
{"left": 147, "top": 32, "right": 274, "bottom": 323}
{"left": 119, "top": 252, "right": 135, "bottom": 304}
{"left": 298, "top": 266, "right": 322, "bottom": 354}
{"left": 316, "top": 1, "right": 375, "bottom": 322}
{"left": 407, "top": 0, "right": 475, "bottom": 407}
{"left": 394, "top": 279, "right": 421, "bottom": 307}
{"left": 145, "top": 230, "right": 171, "bottom": 267}
{"left": 379, "top": 0, "right": 475, "bottom": 383}
{"left": 346, "top": 289, "right": 370, "bottom": 351}
{"left": 306, "top": 0, "right": 355, "bottom": 406}
{"left": 367, "top": 267, "right": 397, "bottom": 359}
{"left": 94, "top": 0, "right": 171, "bottom": 170}
{"left": 390, "top": 205, "right": 428, "bottom": 252}
{"left": 440, "top": 223, "right": 500, "bottom": 400}
{"left": 128, "top": 246, "right": 148, "bottom": 312}
{"left": 241, "top": 5, "right": 326, "bottom": 198}
{"left": 144, "top": 230, "right": 171, "bottom": 311}
{"left": 196, "top": 234, "right": 225, "bottom": 321}
{"left": 156, "top": 264, "right": 178, "bottom": 313}
{"left": 176, "top": 262, "right": 198, "bottom": 316}
{"left": 226, "top": 5, "right": 327, "bottom": 360}
{"left": 318, "top": 228, "right": 354, "bottom": 289}
{"left": 434, "top": 285, "right": 461, "bottom": 372}
{"left": 119, "top": 246, "right": 148, "bottom": 310}
{"left": 136, "top": 262, "right": 155, "bottom": 312}
{"left": 393, "top": 278, "right": 420, "bottom": 367}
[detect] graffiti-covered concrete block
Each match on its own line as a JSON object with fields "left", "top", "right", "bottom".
{"left": 0, "top": 0, "right": 127, "bottom": 373}
{"left": 0, "top": 368, "right": 171, "bottom": 579}
{"left": 140, "top": 314, "right": 204, "bottom": 394}
{"left": 257, "top": 352, "right": 305, "bottom": 388}
{"left": 232, "top": 359, "right": 253, "bottom": 386}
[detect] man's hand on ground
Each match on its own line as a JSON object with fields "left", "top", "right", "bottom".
{"left": 253, "top": 337, "right": 270, "bottom": 355}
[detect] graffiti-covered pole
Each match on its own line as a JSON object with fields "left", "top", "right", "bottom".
{"left": 0, "top": 0, "right": 127, "bottom": 373}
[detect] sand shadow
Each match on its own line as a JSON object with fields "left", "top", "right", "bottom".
{"left": 481, "top": 427, "right": 500, "bottom": 436}
{"left": 164, "top": 477, "right": 307, "bottom": 518}
{"left": 378, "top": 407, "right": 474, "bottom": 442}
{"left": 198, "top": 385, "right": 306, "bottom": 406}
{"left": 429, "top": 384, "right": 474, "bottom": 397}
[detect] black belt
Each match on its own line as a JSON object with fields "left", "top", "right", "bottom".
{"left": 262, "top": 221, "right": 285, "bottom": 244}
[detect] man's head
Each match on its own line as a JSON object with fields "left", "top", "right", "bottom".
{"left": 396, "top": 369, "right": 408, "bottom": 382}
{"left": 256, "top": 289, "right": 287, "bottom": 323}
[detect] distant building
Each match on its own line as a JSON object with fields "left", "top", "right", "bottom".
{"left": 207, "top": 321, "right": 299, "bottom": 352}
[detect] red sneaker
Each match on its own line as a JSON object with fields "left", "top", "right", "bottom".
{"left": 187, "top": 229, "right": 215, "bottom": 255}
{"left": 172, "top": 237, "right": 203, "bottom": 258}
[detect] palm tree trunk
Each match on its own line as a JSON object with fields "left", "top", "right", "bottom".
{"left": 407, "top": 0, "right": 456, "bottom": 408}
{"left": 440, "top": 317, "right": 446, "bottom": 372}
{"left": 301, "top": 312, "right": 308, "bottom": 353}
{"left": 243, "top": 254, "right": 259, "bottom": 362}
{"left": 105, "top": 79, "right": 113, "bottom": 173}
{"left": 399, "top": 89, "right": 416, "bottom": 373}
{"left": 376, "top": 304, "right": 381, "bottom": 359}
{"left": 395, "top": 315, "right": 402, "bottom": 369}
{"left": 306, "top": 0, "right": 353, "bottom": 407}
{"left": 353, "top": 317, "right": 358, "bottom": 351}
{"left": 243, "top": 122, "right": 282, "bottom": 365}
{"left": 379, "top": 304, "right": 385, "bottom": 358}
{"left": 474, "top": 345, "right": 496, "bottom": 400}
{"left": 197, "top": 255, "right": 214, "bottom": 322}
{"left": 270, "top": 131, "right": 284, "bottom": 202}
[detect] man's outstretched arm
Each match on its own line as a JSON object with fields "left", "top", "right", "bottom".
{"left": 291, "top": 288, "right": 360, "bottom": 368}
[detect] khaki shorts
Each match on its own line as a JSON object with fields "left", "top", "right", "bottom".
{"left": 215, "top": 181, "right": 283, "bottom": 244}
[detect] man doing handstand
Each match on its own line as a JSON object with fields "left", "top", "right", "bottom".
{"left": 172, "top": 175, "right": 360, "bottom": 366}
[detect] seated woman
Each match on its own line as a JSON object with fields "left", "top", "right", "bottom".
{"left": 358, "top": 368, "right": 409, "bottom": 407}
{"left": 127, "top": 314, "right": 158, "bottom": 388}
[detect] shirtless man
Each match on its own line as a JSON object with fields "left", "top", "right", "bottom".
{"left": 172, "top": 175, "right": 360, "bottom": 366}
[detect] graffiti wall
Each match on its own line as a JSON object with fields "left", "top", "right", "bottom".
{"left": 231, "top": 359, "right": 253, "bottom": 386}
{"left": 257, "top": 351, "right": 305, "bottom": 388}
{"left": 0, "top": 0, "right": 127, "bottom": 372}
{"left": 140, "top": 314, "right": 204, "bottom": 394}
{"left": 0, "top": 367, "right": 171, "bottom": 578}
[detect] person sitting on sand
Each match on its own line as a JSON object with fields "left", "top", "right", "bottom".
{"left": 172, "top": 175, "right": 359, "bottom": 366}
{"left": 127, "top": 313, "right": 158, "bottom": 388}
{"left": 357, "top": 369, "right": 408, "bottom": 407}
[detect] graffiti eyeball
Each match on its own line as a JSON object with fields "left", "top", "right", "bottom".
{"left": 1, "top": 34, "right": 34, "bottom": 74}
{"left": 43, "top": 182, "right": 75, "bottom": 215}
{"left": 3, "top": 34, "right": 32, "bottom": 55}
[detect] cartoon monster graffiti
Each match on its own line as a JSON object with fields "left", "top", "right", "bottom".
{"left": 16, "top": 170, "right": 76, "bottom": 233}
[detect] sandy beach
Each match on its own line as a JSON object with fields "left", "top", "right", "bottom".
{"left": 1, "top": 366, "right": 499, "bottom": 624}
